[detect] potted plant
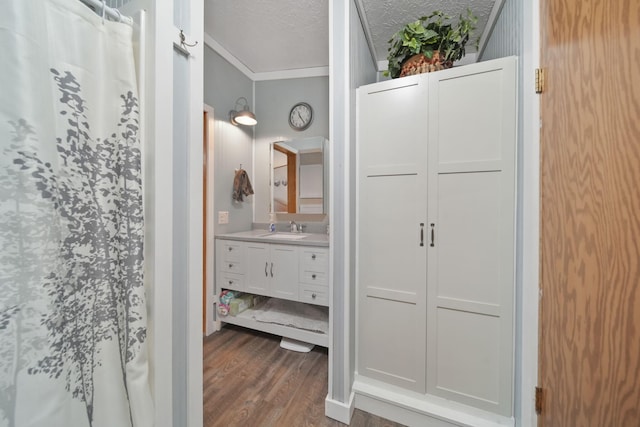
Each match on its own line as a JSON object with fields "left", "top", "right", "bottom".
{"left": 385, "top": 9, "right": 478, "bottom": 79}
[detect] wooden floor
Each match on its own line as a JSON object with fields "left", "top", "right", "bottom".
{"left": 203, "top": 325, "right": 405, "bottom": 427}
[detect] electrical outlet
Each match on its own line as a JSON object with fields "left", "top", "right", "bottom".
{"left": 218, "top": 211, "right": 229, "bottom": 224}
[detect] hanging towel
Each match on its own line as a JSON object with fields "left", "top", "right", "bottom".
{"left": 232, "top": 168, "right": 254, "bottom": 202}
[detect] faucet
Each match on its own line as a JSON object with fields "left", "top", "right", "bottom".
{"left": 290, "top": 220, "right": 298, "bottom": 233}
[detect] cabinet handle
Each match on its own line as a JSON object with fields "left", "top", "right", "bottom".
{"left": 228, "top": 247, "right": 232, "bottom": 252}
{"left": 228, "top": 280, "right": 233, "bottom": 285}
{"left": 430, "top": 223, "right": 435, "bottom": 247}
{"left": 420, "top": 223, "right": 425, "bottom": 247}
{"left": 311, "top": 254, "right": 316, "bottom": 260}
{"left": 229, "top": 263, "right": 233, "bottom": 269}
{"left": 312, "top": 293, "right": 317, "bottom": 299}
{"left": 312, "top": 274, "right": 317, "bottom": 280}
{"left": 265, "top": 262, "right": 268, "bottom": 277}
{"left": 270, "top": 262, "right": 274, "bottom": 278}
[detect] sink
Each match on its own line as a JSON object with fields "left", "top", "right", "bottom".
{"left": 258, "top": 232, "right": 308, "bottom": 240}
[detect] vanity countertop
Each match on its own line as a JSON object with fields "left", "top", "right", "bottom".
{"left": 215, "top": 229, "right": 329, "bottom": 247}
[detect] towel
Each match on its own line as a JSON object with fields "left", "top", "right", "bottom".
{"left": 232, "top": 168, "right": 254, "bottom": 202}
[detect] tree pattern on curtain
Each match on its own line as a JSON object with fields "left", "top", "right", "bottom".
{"left": 0, "top": 69, "right": 146, "bottom": 427}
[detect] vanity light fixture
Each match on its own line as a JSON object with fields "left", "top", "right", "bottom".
{"left": 229, "top": 97, "right": 257, "bottom": 126}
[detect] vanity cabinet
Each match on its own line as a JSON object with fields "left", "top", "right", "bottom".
{"left": 355, "top": 57, "right": 517, "bottom": 424}
{"left": 215, "top": 236, "right": 330, "bottom": 346}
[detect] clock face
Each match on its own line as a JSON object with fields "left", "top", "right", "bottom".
{"left": 289, "top": 102, "right": 313, "bottom": 131}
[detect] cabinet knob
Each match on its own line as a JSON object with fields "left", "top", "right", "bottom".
{"left": 312, "top": 274, "right": 317, "bottom": 280}
{"left": 229, "top": 263, "right": 233, "bottom": 269}
{"left": 311, "top": 254, "right": 316, "bottom": 260}
{"left": 228, "top": 280, "right": 233, "bottom": 285}
{"left": 312, "top": 293, "right": 317, "bottom": 299}
{"left": 228, "top": 247, "right": 232, "bottom": 252}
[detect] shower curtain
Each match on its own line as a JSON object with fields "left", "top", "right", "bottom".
{"left": 0, "top": 0, "right": 153, "bottom": 426}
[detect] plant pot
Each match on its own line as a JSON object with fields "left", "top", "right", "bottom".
{"left": 399, "top": 51, "right": 453, "bottom": 77}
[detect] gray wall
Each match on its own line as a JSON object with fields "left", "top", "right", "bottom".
{"left": 480, "top": 0, "right": 521, "bottom": 61}
{"left": 253, "top": 77, "right": 330, "bottom": 223}
{"left": 479, "top": 0, "right": 525, "bottom": 422}
{"left": 204, "top": 46, "right": 255, "bottom": 233}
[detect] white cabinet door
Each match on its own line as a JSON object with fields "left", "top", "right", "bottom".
{"left": 426, "top": 57, "right": 517, "bottom": 416}
{"left": 356, "top": 75, "right": 429, "bottom": 393}
{"left": 245, "top": 242, "right": 269, "bottom": 294}
{"left": 244, "top": 241, "right": 299, "bottom": 301}
{"left": 269, "top": 244, "right": 299, "bottom": 300}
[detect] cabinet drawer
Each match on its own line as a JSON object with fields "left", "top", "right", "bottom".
{"left": 299, "top": 284, "right": 329, "bottom": 306}
{"left": 299, "top": 269, "right": 327, "bottom": 286}
{"left": 299, "top": 248, "right": 329, "bottom": 268}
{"left": 220, "top": 241, "right": 243, "bottom": 261}
{"left": 220, "top": 260, "right": 243, "bottom": 274}
{"left": 219, "top": 273, "right": 244, "bottom": 292}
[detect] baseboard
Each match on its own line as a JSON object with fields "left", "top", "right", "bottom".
{"left": 353, "top": 376, "right": 515, "bottom": 427}
{"left": 325, "top": 392, "right": 355, "bottom": 424}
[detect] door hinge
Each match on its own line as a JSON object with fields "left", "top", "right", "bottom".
{"left": 535, "top": 68, "right": 545, "bottom": 94}
{"left": 535, "top": 386, "right": 544, "bottom": 415}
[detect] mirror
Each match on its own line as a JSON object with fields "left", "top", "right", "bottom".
{"left": 271, "top": 137, "right": 328, "bottom": 215}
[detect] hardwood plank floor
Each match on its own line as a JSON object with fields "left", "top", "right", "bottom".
{"left": 203, "top": 325, "right": 405, "bottom": 427}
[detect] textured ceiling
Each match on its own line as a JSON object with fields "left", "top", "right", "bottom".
{"left": 204, "top": 0, "right": 496, "bottom": 75}
{"left": 204, "top": 0, "right": 329, "bottom": 73}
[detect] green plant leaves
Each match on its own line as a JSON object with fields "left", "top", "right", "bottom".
{"left": 385, "top": 8, "right": 478, "bottom": 79}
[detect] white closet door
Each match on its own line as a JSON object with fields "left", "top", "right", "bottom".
{"left": 426, "top": 57, "right": 517, "bottom": 415}
{"left": 356, "top": 75, "right": 429, "bottom": 392}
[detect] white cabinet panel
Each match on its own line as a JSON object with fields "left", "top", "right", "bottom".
{"left": 357, "top": 75, "right": 428, "bottom": 176}
{"left": 435, "top": 308, "right": 501, "bottom": 403}
{"left": 436, "top": 172, "right": 503, "bottom": 305}
{"left": 359, "top": 296, "right": 425, "bottom": 391}
{"left": 436, "top": 70, "right": 505, "bottom": 164}
{"left": 359, "top": 174, "right": 427, "bottom": 297}
{"left": 269, "top": 244, "right": 299, "bottom": 300}
{"left": 245, "top": 242, "right": 269, "bottom": 294}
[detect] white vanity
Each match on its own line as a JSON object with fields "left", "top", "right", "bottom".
{"left": 215, "top": 230, "right": 329, "bottom": 347}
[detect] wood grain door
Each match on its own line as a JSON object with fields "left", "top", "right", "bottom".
{"left": 539, "top": 1, "right": 640, "bottom": 425}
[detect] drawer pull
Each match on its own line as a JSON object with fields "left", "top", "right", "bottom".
{"left": 228, "top": 263, "right": 233, "bottom": 269}
{"left": 311, "top": 254, "right": 316, "bottom": 260}
{"left": 228, "top": 280, "right": 233, "bottom": 285}
{"left": 312, "top": 293, "right": 317, "bottom": 299}
{"left": 228, "top": 247, "right": 232, "bottom": 252}
{"left": 265, "top": 262, "right": 268, "bottom": 277}
{"left": 430, "top": 223, "right": 435, "bottom": 247}
{"left": 312, "top": 274, "right": 317, "bottom": 280}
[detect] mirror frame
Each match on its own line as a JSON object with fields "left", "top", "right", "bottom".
{"left": 270, "top": 137, "right": 329, "bottom": 217}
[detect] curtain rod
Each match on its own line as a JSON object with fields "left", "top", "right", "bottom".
{"left": 79, "top": 0, "right": 133, "bottom": 26}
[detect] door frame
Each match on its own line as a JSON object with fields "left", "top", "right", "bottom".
{"left": 520, "top": 0, "right": 540, "bottom": 425}
{"left": 129, "top": 0, "right": 204, "bottom": 425}
{"left": 204, "top": 104, "right": 216, "bottom": 336}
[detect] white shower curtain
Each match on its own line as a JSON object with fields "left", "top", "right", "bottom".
{"left": 0, "top": 0, "right": 153, "bottom": 426}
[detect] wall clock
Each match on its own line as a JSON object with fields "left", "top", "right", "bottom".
{"left": 289, "top": 102, "right": 313, "bottom": 131}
